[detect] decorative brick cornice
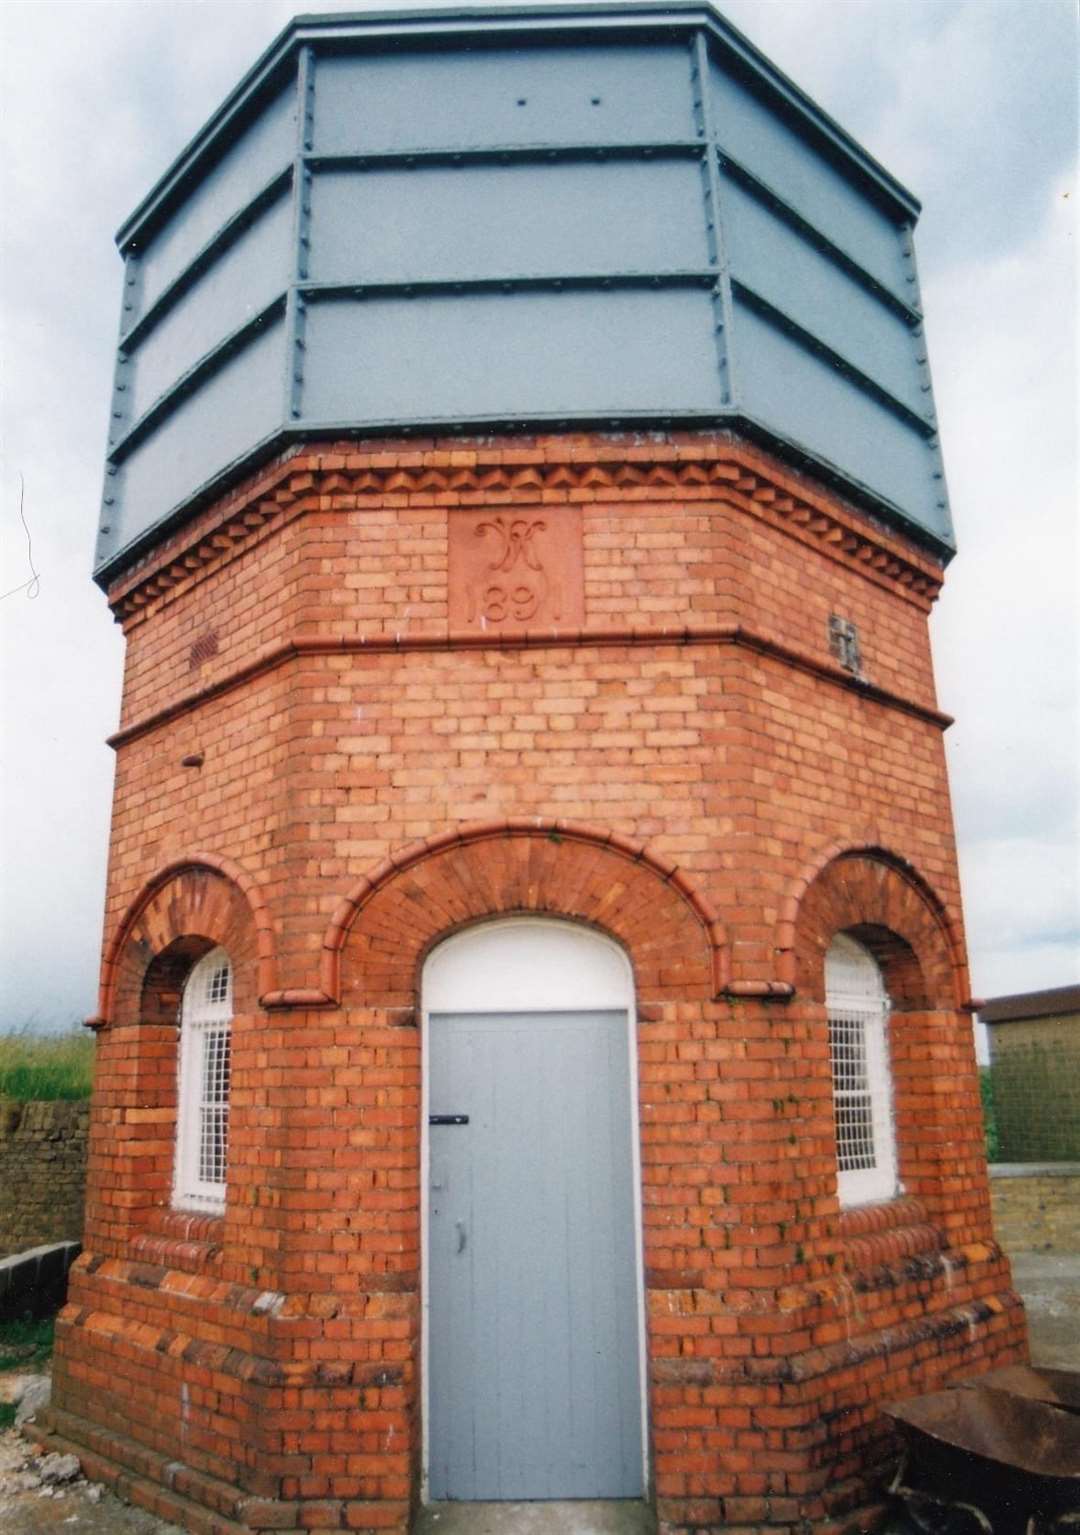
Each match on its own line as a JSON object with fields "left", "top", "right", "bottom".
{"left": 106, "top": 444, "right": 308, "bottom": 619}
{"left": 107, "top": 434, "right": 945, "bottom": 625}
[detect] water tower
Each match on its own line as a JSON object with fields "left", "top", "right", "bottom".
{"left": 43, "top": 7, "right": 1024, "bottom": 1533}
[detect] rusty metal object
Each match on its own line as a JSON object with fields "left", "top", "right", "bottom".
{"left": 883, "top": 1378, "right": 1080, "bottom": 1535}
{"left": 964, "top": 1367, "right": 1080, "bottom": 1416}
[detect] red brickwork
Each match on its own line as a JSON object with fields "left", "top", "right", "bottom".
{"left": 45, "top": 433, "right": 1025, "bottom": 1535}
{"left": 330, "top": 819, "right": 724, "bottom": 1008}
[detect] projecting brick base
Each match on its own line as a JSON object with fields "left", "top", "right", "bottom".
{"left": 14, "top": 1419, "right": 894, "bottom": 1535}
{"left": 26, "top": 1413, "right": 251, "bottom": 1535}
{"left": 25, "top": 1406, "right": 893, "bottom": 1535}
{"left": 28, "top": 1408, "right": 408, "bottom": 1534}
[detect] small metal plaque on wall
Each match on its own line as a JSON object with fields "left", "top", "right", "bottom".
{"left": 449, "top": 505, "right": 585, "bottom": 632}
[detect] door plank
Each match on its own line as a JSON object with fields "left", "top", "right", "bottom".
{"left": 428, "top": 1010, "right": 643, "bottom": 1501}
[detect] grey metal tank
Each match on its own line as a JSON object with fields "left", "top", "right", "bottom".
{"left": 95, "top": 3, "right": 952, "bottom": 583}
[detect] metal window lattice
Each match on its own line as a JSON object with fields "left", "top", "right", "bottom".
{"left": 206, "top": 960, "right": 230, "bottom": 1007}
{"left": 829, "top": 1007, "right": 878, "bottom": 1171}
{"left": 199, "top": 1025, "right": 231, "bottom": 1185}
{"left": 176, "top": 949, "right": 232, "bottom": 1210}
{"left": 825, "top": 935, "right": 896, "bottom": 1205}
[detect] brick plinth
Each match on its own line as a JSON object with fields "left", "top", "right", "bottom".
{"left": 57, "top": 432, "right": 1025, "bottom": 1533}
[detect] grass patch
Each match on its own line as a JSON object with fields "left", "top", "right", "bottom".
{"left": 0, "top": 1029, "right": 94, "bottom": 1101}
{"left": 0, "top": 1315, "right": 55, "bottom": 1373}
{"left": 0, "top": 1401, "right": 16, "bottom": 1429}
{"left": 980, "top": 1066, "right": 999, "bottom": 1162}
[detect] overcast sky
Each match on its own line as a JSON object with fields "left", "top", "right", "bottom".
{"left": 1, "top": 0, "right": 1076, "bottom": 1032}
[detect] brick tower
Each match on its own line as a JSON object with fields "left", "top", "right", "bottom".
{"left": 43, "top": 7, "right": 1025, "bottom": 1533}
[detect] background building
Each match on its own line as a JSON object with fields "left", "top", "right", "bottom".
{"left": 981, "top": 984, "right": 1080, "bottom": 1164}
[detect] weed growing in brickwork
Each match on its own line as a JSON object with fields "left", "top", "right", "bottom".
{"left": 0, "top": 1030, "right": 94, "bottom": 1102}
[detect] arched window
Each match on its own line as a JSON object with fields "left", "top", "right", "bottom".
{"left": 174, "top": 946, "right": 232, "bottom": 1212}
{"left": 826, "top": 933, "right": 897, "bottom": 1207}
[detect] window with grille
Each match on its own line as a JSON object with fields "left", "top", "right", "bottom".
{"left": 174, "top": 947, "right": 232, "bottom": 1212}
{"left": 825, "top": 934, "right": 897, "bottom": 1207}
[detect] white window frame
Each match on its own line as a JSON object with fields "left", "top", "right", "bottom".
{"left": 174, "top": 946, "right": 233, "bottom": 1214}
{"left": 826, "top": 933, "right": 897, "bottom": 1207}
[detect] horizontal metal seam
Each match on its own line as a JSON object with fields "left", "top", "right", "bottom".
{"left": 731, "top": 280, "right": 935, "bottom": 437}
{"left": 119, "top": 169, "right": 292, "bottom": 349}
{"left": 299, "top": 270, "right": 718, "bottom": 300}
{"left": 108, "top": 297, "right": 287, "bottom": 465}
{"left": 717, "top": 151, "right": 920, "bottom": 323}
{"left": 115, "top": 8, "right": 921, "bottom": 249}
{"left": 303, "top": 139, "right": 707, "bottom": 169}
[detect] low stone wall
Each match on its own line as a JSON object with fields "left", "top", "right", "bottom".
{"left": 990, "top": 1163, "right": 1080, "bottom": 1253}
{"left": 0, "top": 1100, "right": 89, "bottom": 1259}
{"left": 0, "top": 1240, "right": 82, "bottom": 1320}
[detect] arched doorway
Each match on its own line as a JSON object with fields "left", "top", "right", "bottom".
{"left": 422, "top": 918, "right": 647, "bottom": 1503}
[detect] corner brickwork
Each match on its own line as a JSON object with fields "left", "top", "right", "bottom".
{"left": 52, "top": 432, "right": 1025, "bottom": 1535}
{"left": 0, "top": 1100, "right": 89, "bottom": 1259}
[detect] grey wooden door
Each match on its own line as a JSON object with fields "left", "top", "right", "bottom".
{"left": 428, "top": 1009, "right": 644, "bottom": 1501}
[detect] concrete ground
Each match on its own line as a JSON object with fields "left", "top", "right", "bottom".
{"left": 414, "top": 1501, "right": 655, "bottom": 1534}
{"left": 1010, "top": 1250, "right": 1080, "bottom": 1369}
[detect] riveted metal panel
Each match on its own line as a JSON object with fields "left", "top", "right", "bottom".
{"left": 721, "top": 174, "right": 922, "bottom": 416}
{"left": 129, "top": 86, "right": 296, "bottom": 323}
{"left": 312, "top": 43, "right": 695, "bottom": 155}
{"left": 99, "top": 320, "right": 285, "bottom": 571}
{"left": 94, "top": 7, "right": 956, "bottom": 581}
{"left": 299, "top": 287, "right": 723, "bottom": 424}
{"left": 708, "top": 57, "right": 910, "bottom": 302}
{"left": 308, "top": 158, "right": 709, "bottom": 285}
{"left": 733, "top": 297, "right": 950, "bottom": 542}
{"left": 126, "top": 192, "right": 293, "bottom": 424}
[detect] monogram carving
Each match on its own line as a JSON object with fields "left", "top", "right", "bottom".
{"left": 449, "top": 506, "right": 584, "bottom": 631}
{"left": 469, "top": 517, "right": 552, "bottom": 624}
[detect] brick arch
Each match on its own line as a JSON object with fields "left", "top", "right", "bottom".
{"left": 776, "top": 839, "right": 966, "bottom": 1009}
{"left": 92, "top": 854, "right": 276, "bottom": 1028}
{"left": 325, "top": 818, "right": 726, "bottom": 1008}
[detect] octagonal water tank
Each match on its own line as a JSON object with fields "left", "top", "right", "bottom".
{"left": 95, "top": 3, "right": 951, "bottom": 582}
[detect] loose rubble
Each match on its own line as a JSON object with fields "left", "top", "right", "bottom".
{"left": 0, "top": 1424, "right": 183, "bottom": 1533}
{"left": 15, "top": 1374, "right": 52, "bottom": 1425}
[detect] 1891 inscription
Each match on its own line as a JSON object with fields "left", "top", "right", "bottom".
{"left": 449, "top": 506, "right": 584, "bottom": 631}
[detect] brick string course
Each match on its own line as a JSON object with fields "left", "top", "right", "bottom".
{"left": 0, "top": 1100, "right": 89, "bottom": 1259}
{"left": 44, "top": 433, "right": 1026, "bottom": 1535}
